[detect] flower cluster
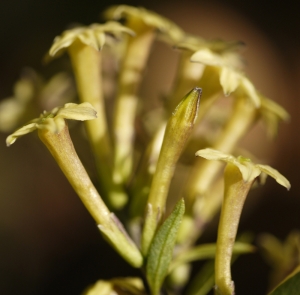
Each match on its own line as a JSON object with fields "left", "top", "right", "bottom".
{"left": 2, "top": 5, "right": 292, "bottom": 295}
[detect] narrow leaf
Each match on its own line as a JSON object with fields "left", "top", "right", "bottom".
{"left": 268, "top": 265, "right": 300, "bottom": 295}
{"left": 186, "top": 260, "right": 215, "bottom": 295}
{"left": 186, "top": 233, "right": 254, "bottom": 295}
{"left": 146, "top": 199, "right": 185, "bottom": 295}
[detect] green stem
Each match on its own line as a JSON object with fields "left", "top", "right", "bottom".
{"left": 113, "top": 23, "right": 155, "bottom": 184}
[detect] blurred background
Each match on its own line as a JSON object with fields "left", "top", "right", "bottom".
{"left": 0, "top": 0, "right": 300, "bottom": 294}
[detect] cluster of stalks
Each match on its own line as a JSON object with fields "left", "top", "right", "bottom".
{"left": 2, "top": 5, "right": 291, "bottom": 295}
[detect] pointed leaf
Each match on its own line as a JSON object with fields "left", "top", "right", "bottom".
{"left": 268, "top": 265, "right": 300, "bottom": 295}
{"left": 186, "top": 260, "right": 215, "bottom": 295}
{"left": 146, "top": 199, "right": 185, "bottom": 295}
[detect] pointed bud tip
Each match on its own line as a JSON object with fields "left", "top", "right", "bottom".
{"left": 188, "top": 87, "right": 202, "bottom": 124}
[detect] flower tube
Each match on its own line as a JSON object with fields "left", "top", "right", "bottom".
{"left": 7, "top": 103, "right": 143, "bottom": 268}
{"left": 196, "top": 148, "right": 290, "bottom": 295}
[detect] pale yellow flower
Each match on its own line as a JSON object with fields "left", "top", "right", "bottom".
{"left": 6, "top": 102, "right": 97, "bottom": 146}
{"left": 219, "top": 67, "right": 261, "bottom": 107}
{"left": 195, "top": 148, "right": 290, "bottom": 189}
{"left": 48, "top": 21, "right": 134, "bottom": 59}
{"left": 178, "top": 35, "right": 244, "bottom": 69}
{"left": 104, "top": 5, "right": 184, "bottom": 43}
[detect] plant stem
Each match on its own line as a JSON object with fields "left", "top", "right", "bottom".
{"left": 215, "top": 162, "right": 253, "bottom": 295}
{"left": 113, "top": 22, "right": 155, "bottom": 184}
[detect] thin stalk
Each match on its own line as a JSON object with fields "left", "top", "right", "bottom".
{"left": 113, "top": 20, "right": 155, "bottom": 185}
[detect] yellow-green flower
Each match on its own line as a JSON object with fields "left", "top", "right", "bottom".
{"left": 179, "top": 36, "right": 244, "bottom": 69}
{"left": 104, "top": 5, "right": 184, "bottom": 43}
{"left": 195, "top": 148, "right": 290, "bottom": 188}
{"left": 167, "top": 36, "right": 243, "bottom": 111}
{"left": 220, "top": 68, "right": 261, "bottom": 106}
{"left": 47, "top": 22, "right": 134, "bottom": 209}
{"left": 48, "top": 21, "right": 134, "bottom": 59}
{"left": 196, "top": 148, "right": 290, "bottom": 295}
{"left": 103, "top": 5, "right": 185, "bottom": 185}
{"left": 6, "top": 102, "right": 97, "bottom": 146}
{"left": 6, "top": 102, "right": 143, "bottom": 268}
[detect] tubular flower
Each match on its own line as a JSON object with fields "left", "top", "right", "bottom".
{"left": 6, "top": 102, "right": 143, "bottom": 268}
{"left": 195, "top": 148, "right": 290, "bottom": 187}
{"left": 196, "top": 148, "right": 290, "bottom": 295}
{"left": 47, "top": 22, "right": 134, "bottom": 209}
{"left": 104, "top": 5, "right": 185, "bottom": 185}
{"left": 166, "top": 36, "right": 243, "bottom": 114}
{"left": 188, "top": 42, "right": 260, "bottom": 108}
{"left": 6, "top": 102, "right": 97, "bottom": 146}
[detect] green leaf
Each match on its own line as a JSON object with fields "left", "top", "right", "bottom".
{"left": 146, "top": 199, "right": 185, "bottom": 295}
{"left": 185, "top": 233, "right": 254, "bottom": 295}
{"left": 186, "top": 260, "right": 215, "bottom": 295}
{"left": 169, "top": 242, "right": 254, "bottom": 272}
{"left": 268, "top": 265, "right": 300, "bottom": 295}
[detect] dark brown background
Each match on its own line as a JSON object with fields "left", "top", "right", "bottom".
{"left": 0, "top": 1, "right": 300, "bottom": 294}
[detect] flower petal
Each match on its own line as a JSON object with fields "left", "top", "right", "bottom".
{"left": 48, "top": 22, "right": 134, "bottom": 59}
{"left": 220, "top": 67, "right": 241, "bottom": 96}
{"left": 260, "top": 96, "right": 290, "bottom": 138}
{"left": 195, "top": 148, "right": 291, "bottom": 185}
{"left": 256, "top": 164, "right": 291, "bottom": 190}
{"left": 240, "top": 76, "right": 261, "bottom": 107}
{"left": 56, "top": 102, "right": 97, "bottom": 121}
{"left": 6, "top": 122, "right": 38, "bottom": 146}
{"left": 195, "top": 148, "right": 233, "bottom": 162}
